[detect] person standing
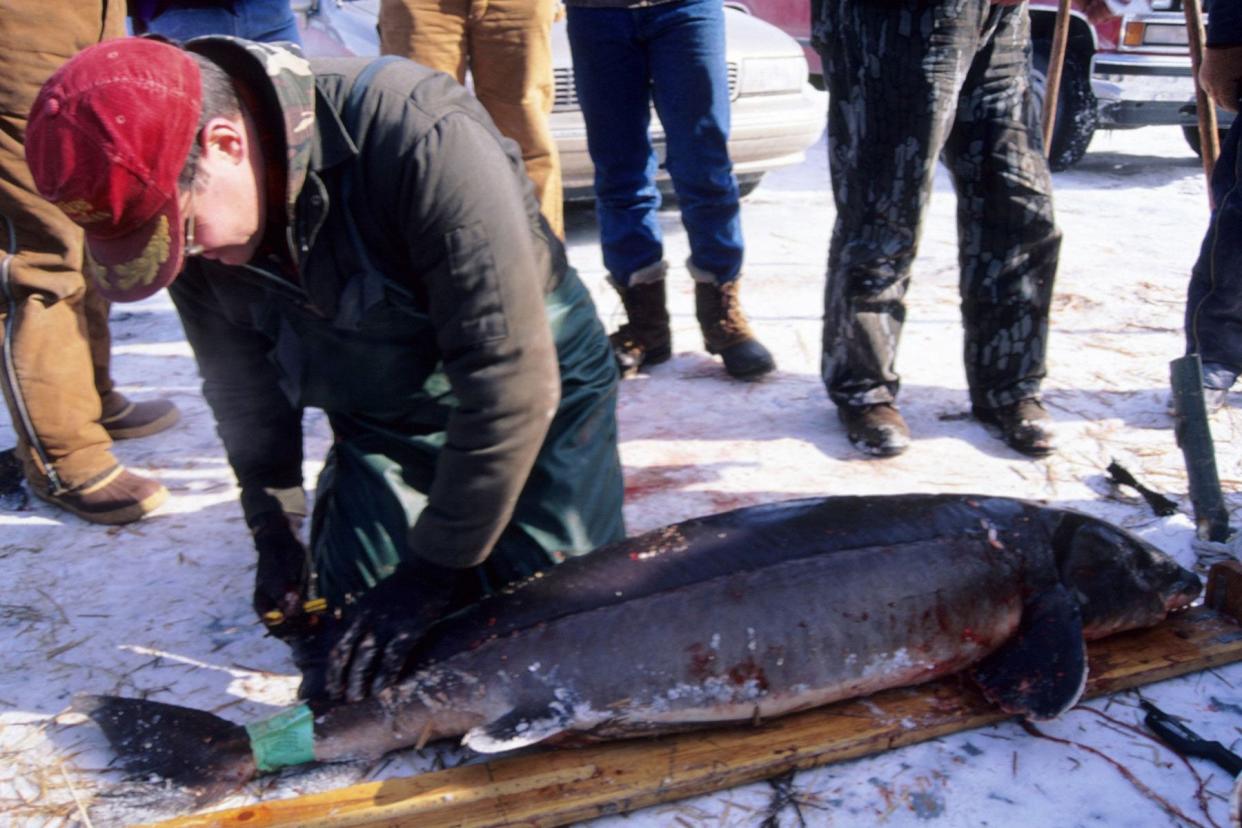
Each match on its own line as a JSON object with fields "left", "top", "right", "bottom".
{"left": 813, "top": 0, "right": 1060, "bottom": 457}
{"left": 1181, "top": 0, "right": 1242, "bottom": 412}
{"left": 0, "top": 2, "right": 179, "bottom": 525}
{"left": 377, "top": 0, "right": 563, "bottom": 238}
{"left": 564, "top": 0, "right": 775, "bottom": 381}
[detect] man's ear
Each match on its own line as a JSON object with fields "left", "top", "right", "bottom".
{"left": 201, "top": 116, "right": 247, "bottom": 164}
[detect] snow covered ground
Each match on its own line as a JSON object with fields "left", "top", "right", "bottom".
{"left": 3, "top": 116, "right": 1242, "bottom": 827}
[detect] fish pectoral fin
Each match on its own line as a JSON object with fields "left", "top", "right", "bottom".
{"left": 461, "top": 700, "right": 574, "bottom": 754}
{"left": 969, "top": 584, "right": 1088, "bottom": 721}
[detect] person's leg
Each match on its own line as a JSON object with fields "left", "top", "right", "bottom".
{"left": 234, "top": 0, "right": 304, "bottom": 45}
{"left": 941, "top": 4, "right": 1058, "bottom": 455}
{"left": 1185, "top": 114, "right": 1242, "bottom": 408}
{"left": 815, "top": 0, "right": 976, "bottom": 453}
{"left": 565, "top": 6, "right": 663, "bottom": 282}
{"left": 135, "top": 5, "right": 239, "bottom": 40}
{"left": 378, "top": 0, "right": 470, "bottom": 83}
{"left": 469, "top": 0, "right": 563, "bottom": 237}
{"left": 0, "top": 1, "right": 167, "bottom": 523}
{"left": 644, "top": 0, "right": 740, "bottom": 282}
{"left": 644, "top": 0, "right": 772, "bottom": 379}
{"left": 310, "top": 271, "right": 623, "bottom": 603}
{"left": 499, "top": 267, "right": 625, "bottom": 582}
{"left": 566, "top": 6, "right": 669, "bottom": 374}
{"left": 84, "top": 281, "right": 181, "bottom": 440}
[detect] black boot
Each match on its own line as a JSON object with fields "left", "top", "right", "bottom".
{"left": 693, "top": 278, "right": 775, "bottom": 380}
{"left": 609, "top": 264, "right": 672, "bottom": 378}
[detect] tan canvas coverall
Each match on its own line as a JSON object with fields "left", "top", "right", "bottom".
{"left": 378, "top": 0, "right": 563, "bottom": 238}
{"left": 0, "top": 2, "right": 128, "bottom": 494}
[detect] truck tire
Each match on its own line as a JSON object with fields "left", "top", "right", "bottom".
{"left": 1031, "top": 41, "right": 1098, "bottom": 171}
{"left": 1182, "top": 125, "right": 1230, "bottom": 158}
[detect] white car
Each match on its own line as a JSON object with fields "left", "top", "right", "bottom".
{"left": 292, "top": 0, "right": 825, "bottom": 199}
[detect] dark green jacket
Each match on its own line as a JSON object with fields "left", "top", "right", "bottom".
{"left": 170, "top": 42, "right": 567, "bottom": 569}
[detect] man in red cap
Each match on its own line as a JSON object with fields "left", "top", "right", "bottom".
{"left": 27, "top": 35, "right": 624, "bottom": 702}
{"left": 0, "top": 4, "right": 180, "bottom": 525}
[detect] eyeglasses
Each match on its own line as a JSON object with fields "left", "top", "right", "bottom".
{"left": 183, "top": 191, "right": 204, "bottom": 258}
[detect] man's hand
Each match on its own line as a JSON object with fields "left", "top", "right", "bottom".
{"left": 1200, "top": 46, "right": 1242, "bottom": 114}
{"left": 252, "top": 512, "right": 312, "bottom": 638}
{"left": 326, "top": 560, "right": 476, "bottom": 703}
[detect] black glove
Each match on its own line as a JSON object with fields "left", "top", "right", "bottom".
{"left": 251, "top": 512, "right": 313, "bottom": 639}
{"left": 326, "top": 559, "right": 476, "bottom": 703}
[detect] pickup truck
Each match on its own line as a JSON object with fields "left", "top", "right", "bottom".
{"left": 1028, "top": 0, "right": 1233, "bottom": 169}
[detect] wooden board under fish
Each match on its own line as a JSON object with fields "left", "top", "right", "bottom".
{"left": 147, "top": 600, "right": 1242, "bottom": 828}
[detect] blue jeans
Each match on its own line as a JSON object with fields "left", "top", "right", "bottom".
{"left": 1185, "top": 114, "right": 1242, "bottom": 391}
{"left": 134, "top": 0, "right": 303, "bottom": 45}
{"left": 566, "top": 0, "right": 743, "bottom": 285}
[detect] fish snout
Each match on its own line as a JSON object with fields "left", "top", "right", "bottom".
{"left": 1162, "top": 568, "right": 1203, "bottom": 613}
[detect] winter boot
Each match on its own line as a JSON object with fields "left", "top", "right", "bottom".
{"left": 972, "top": 399, "right": 1055, "bottom": 457}
{"left": 690, "top": 269, "right": 775, "bottom": 380}
{"left": 99, "top": 390, "right": 180, "bottom": 440}
{"left": 33, "top": 465, "right": 167, "bottom": 525}
{"left": 837, "top": 402, "right": 911, "bottom": 457}
{"left": 609, "top": 261, "right": 672, "bottom": 378}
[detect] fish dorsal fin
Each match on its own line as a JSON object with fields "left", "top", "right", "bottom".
{"left": 969, "top": 584, "right": 1087, "bottom": 721}
{"left": 461, "top": 699, "right": 574, "bottom": 754}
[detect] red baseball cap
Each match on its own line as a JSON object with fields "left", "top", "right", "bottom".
{"left": 26, "top": 38, "right": 202, "bottom": 302}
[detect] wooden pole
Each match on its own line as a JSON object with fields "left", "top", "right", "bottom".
{"left": 1184, "top": 0, "right": 1219, "bottom": 199}
{"left": 1042, "top": 0, "right": 1073, "bottom": 154}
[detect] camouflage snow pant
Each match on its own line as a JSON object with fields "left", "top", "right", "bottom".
{"left": 814, "top": 0, "right": 1060, "bottom": 411}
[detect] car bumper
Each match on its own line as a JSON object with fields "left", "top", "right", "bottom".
{"left": 556, "top": 86, "right": 825, "bottom": 200}
{"left": 1091, "top": 53, "right": 1234, "bottom": 129}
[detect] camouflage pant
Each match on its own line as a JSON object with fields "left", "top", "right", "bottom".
{"left": 814, "top": 0, "right": 1060, "bottom": 410}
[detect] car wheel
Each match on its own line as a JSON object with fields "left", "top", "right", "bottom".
{"left": 736, "top": 174, "right": 763, "bottom": 199}
{"left": 1182, "top": 124, "right": 1231, "bottom": 158}
{"left": 1030, "top": 41, "right": 1098, "bottom": 172}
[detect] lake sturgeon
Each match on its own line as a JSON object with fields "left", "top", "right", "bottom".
{"left": 80, "top": 494, "right": 1201, "bottom": 797}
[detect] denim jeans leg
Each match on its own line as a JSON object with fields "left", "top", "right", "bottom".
{"left": 141, "top": 0, "right": 302, "bottom": 45}
{"left": 1186, "top": 116, "right": 1242, "bottom": 382}
{"left": 566, "top": 7, "right": 664, "bottom": 284}
{"left": 236, "top": 0, "right": 304, "bottom": 45}
{"left": 646, "top": 0, "right": 742, "bottom": 283}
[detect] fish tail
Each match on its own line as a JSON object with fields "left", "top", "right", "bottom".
{"left": 76, "top": 695, "right": 256, "bottom": 802}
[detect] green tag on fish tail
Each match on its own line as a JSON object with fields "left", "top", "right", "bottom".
{"left": 245, "top": 704, "right": 315, "bottom": 772}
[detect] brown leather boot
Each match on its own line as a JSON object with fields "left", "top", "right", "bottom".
{"left": 99, "top": 391, "right": 180, "bottom": 440}
{"left": 33, "top": 465, "right": 167, "bottom": 525}
{"left": 609, "top": 264, "right": 672, "bottom": 378}
{"left": 693, "top": 279, "right": 775, "bottom": 380}
{"left": 972, "top": 399, "right": 1055, "bottom": 457}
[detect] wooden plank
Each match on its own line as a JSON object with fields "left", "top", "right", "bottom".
{"left": 147, "top": 606, "right": 1242, "bottom": 828}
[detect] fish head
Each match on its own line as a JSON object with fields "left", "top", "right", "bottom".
{"left": 1053, "top": 512, "right": 1201, "bottom": 639}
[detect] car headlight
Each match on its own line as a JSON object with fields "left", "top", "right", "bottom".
{"left": 739, "top": 57, "right": 806, "bottom": 96}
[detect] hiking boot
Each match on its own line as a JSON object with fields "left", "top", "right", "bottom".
{"left": 34, "top": 465, "right": 167, "bottom": 524}
{"left": 609, "top": 265, "right": 672, "bottom": 378}
{"left": 973, "top": 399, "right": 1055, "bottom": 457}
{"left": 100, "top": 391, "right": 180, "bottom": 440}
{"left": 837, "top": 402, "right": 910, "bottom": 457}
{"left": 693, "top": 280, "right": 775, "bottom": 380}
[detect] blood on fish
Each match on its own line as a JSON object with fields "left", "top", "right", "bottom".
{"left": 727, "top": 658, "right": 770, "bottom": 691}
